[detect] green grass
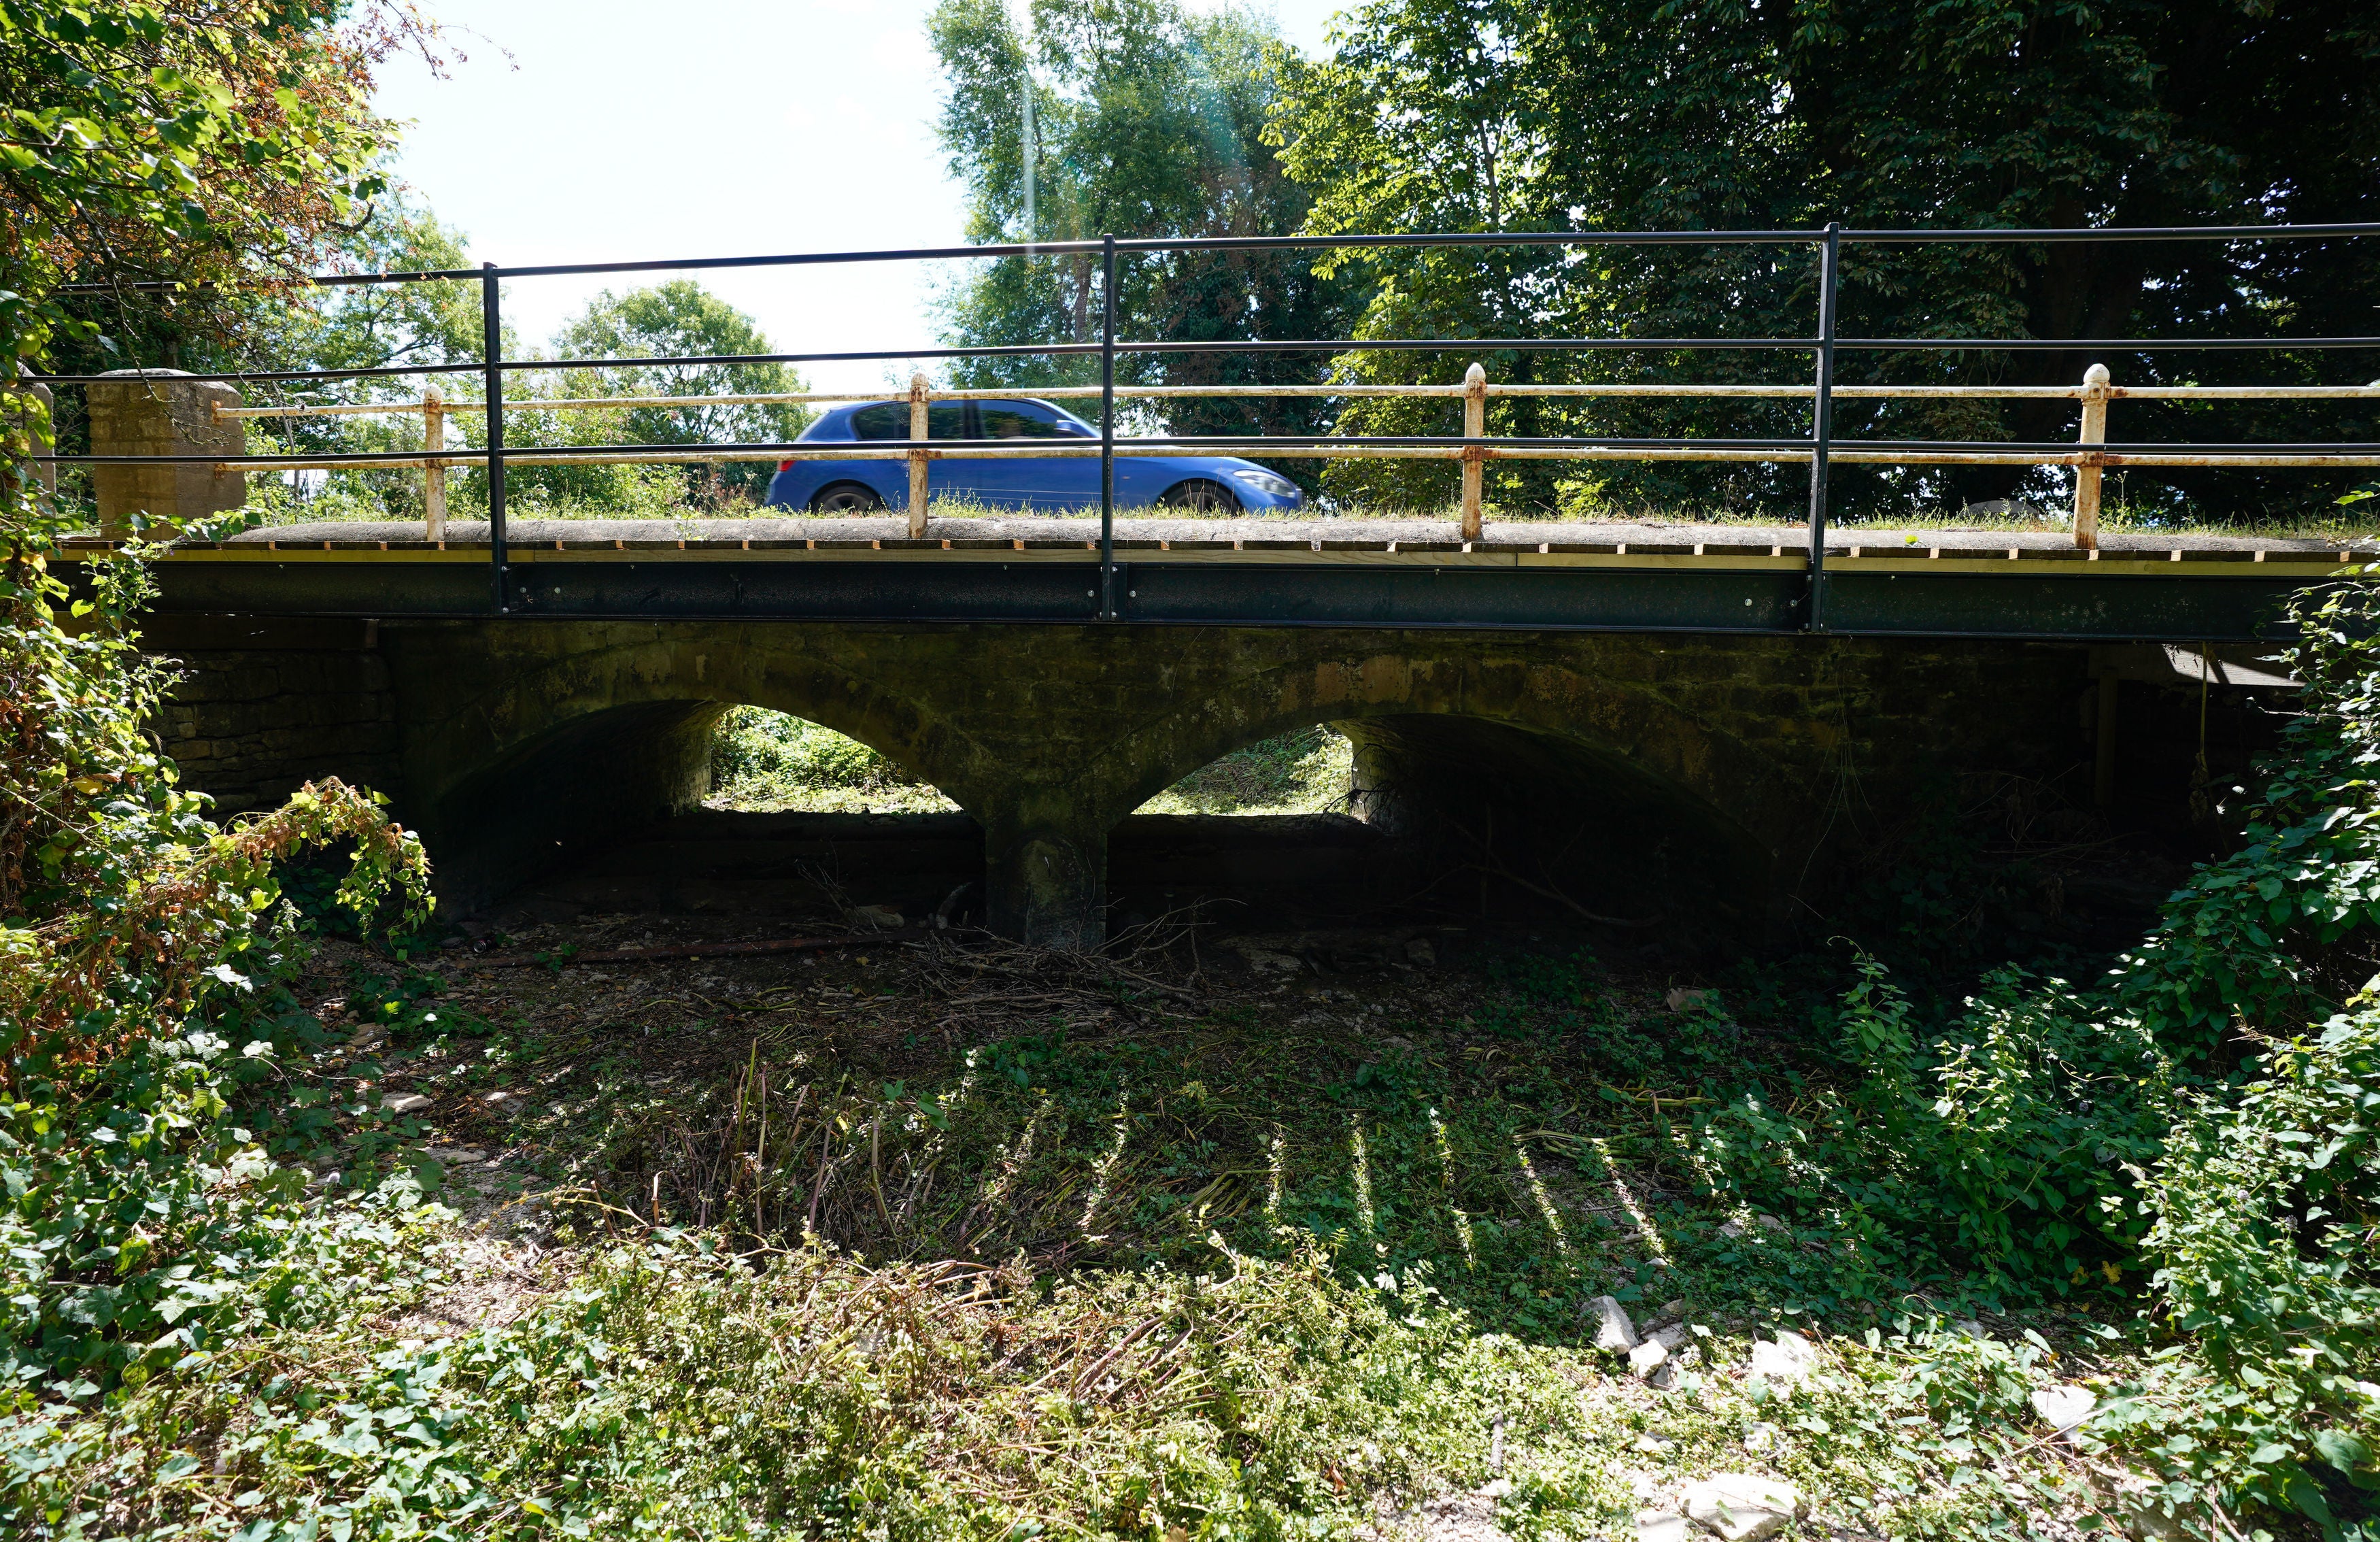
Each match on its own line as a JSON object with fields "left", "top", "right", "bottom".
{"left": 1134, "top": 726, "right": 1352, "bottom": 816}
{"left": 709, "top": 710, "right": 1354, "bottom": 819}
{"left": 706, "top": 706, "right": 959, "bottom": 814}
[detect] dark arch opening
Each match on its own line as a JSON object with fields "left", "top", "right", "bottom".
{"left": 1103, "top": 714, "right": 1772, "bottom": 948}
{"left": 427, "top": 699, "right": 726, "bottom": 913}
{"left": 1341, "top": 715, "right": 1772, "bottom": 939}
{"left": 1107, "top": 725, "right": 1378, "bottom": 933}
{"left": 423, "top": 701, "right": 983, "bottom": 925}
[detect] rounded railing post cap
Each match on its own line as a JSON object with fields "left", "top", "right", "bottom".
{"left": 2084, "top": 363, "right": 2112, "bottom": 386}
{"left": 1465, "top": 362, "right": 1486, "bottom": 384}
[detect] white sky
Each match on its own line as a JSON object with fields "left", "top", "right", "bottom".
{"left": 371, "top": 0, "right": 1347, "bottom": 394}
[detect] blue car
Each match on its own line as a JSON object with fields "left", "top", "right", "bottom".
{"left": 763, "top": 397, "right": 1304, "bottom": 514}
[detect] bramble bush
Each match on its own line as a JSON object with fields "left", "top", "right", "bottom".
{"left": 1, "top": 513, "right": 435, "bottom": 1396}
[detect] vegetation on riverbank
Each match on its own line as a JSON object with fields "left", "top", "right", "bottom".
{"left": 12, "top": 569, "right": 2380, "bottom": 1537}
{"left": 10, "top": 2, "right": 2380, "bottom": 1537}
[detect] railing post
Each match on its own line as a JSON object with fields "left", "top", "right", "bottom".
{"left": 2074, "top": 363, "right": 2110, "bottom": 551}
{"left": 1459, "top": 361, "right": 1486, "bottom": 541}
{"left": 481, "top": 262, "right": 508, "bottom": 614}
{"left": 907, "top": 371, "right": 930, "bottom": 539}
{"left": 1099, "top": 233, "right": 1117, "bottom": 621}
{"left": 1803, "top": 222, "right": 1841, "bottom": 633}
{"left": 422, "top": 384, "right": 446, "bottom": 541}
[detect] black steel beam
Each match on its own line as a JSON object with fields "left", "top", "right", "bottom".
{"left": 111, "top": 558, "right": 2309, "bottom": 641}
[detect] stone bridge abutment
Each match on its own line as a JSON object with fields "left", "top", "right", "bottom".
{"left": 143, "top": 615, "right": 2100, "bottom": 944}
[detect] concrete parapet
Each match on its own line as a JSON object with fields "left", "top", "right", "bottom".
{"left": 86, "top": 369, "right": 245, "bottom": 537}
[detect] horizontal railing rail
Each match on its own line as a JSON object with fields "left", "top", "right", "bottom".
{"left": 47, "top": 217, "right": 2380, "bottom": 295}
{"left": 24, "top": 221, "right": 2380, "bottom": 626}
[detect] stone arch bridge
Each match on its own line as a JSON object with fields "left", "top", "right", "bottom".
{"left": 148, "top": 611, "right": 2141, "bottom": 944}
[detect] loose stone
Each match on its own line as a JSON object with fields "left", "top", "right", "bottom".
{"left": 1680, "top": 1474, "right": 1803, "bottom": 1542}
{"left": 1587, "top": 1294, "right": 1640, "bottom": 1351}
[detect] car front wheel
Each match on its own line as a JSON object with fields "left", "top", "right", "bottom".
{"left": 811, "top": 481, "right": 886, "bottom": 514}
{"left": 1157, "top": 478, "right": 1241, "bottom": 514}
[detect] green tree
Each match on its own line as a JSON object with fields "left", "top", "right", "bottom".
{"left": 508, "top": 280, "right": 811, "bottom": 509}
{"left": 929, "top": 0, "right": 1355, "bottom": 482}
{"left": 1272, "top": 0, "right": 2380, "bottom": 520}
{"left": 275, "top": 199, "right": 485, "bottom": 379}
{"left": 1, "top": 0, "right": 430, "bottom": 1411}
{"left": 221, "top": 200, "right": 492, "bottom": 523}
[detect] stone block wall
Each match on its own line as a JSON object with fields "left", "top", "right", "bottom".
{"left": 143, "top": 617, "right": 405, "bottom": 816}
{"left": 128, "top": 611, "right": 2263, "bottom": 941}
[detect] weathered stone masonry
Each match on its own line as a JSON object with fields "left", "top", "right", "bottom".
{"left": 145, "top": 613, "right": 2112, "bottom": 945}
{"left": 147, "top": 618, "right": 403, "bottom": 818}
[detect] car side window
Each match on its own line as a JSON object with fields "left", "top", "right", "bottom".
{"left": 979, "top": 401, "right": 1067, "bottom": 440}
{"left": 849, "top": 403, "right": 966, "bottom": 440}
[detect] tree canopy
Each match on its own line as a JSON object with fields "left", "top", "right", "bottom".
{"left": 1, "top": 0, "right": 426, "bottom": 394}
{"left": 1269, "top": 0, "right": 2380, "bottom": 518}
{"left": 928, "top": 0, "right": 1354, "bottom": 474}
{"left": 517, "top": 281, "right": 811, "bottom": 507}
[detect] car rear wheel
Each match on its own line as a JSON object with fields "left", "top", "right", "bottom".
{"left": 1157, "top": 478, "right": 1241, "bottom": 514}
{"left": 811, "top": 481, "right": 885, "bottom": 514}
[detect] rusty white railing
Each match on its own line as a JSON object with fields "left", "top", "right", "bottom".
{"left": 215, "top": 367, "right": 2380, "bottom": 547}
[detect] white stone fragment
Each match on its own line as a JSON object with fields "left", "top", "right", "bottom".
{"left": 1587, "top": 1294, "right": 1641, "bottom": 1351}
{"left": 1746, "top": 1330, "right": 1818, "bottom": 1386}
{"left": 1629, "top": 1339, "right": 1671, "bottom": 1379}
{"left": 1635, "top": 1512, "right": 1693, "bottom": 1542}
{"left": 2029, "top": 1383, "right": 2098, "bottom": 1435}
{"left": 1681, "top": 1474, "right": 1803, "bottom": 1542}
{"left": 379, "top": 1092, "right": 432, "bottom": 1114}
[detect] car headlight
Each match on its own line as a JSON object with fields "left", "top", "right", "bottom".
{"left": 1227, "top": 468, "right": 1301, "bottom": 499}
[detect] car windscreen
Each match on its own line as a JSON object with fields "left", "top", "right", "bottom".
{"left": 849, "top": 403, "right": 966, "bottom": 441}
{"left": 978, "top": 401, "right": 1074, "bottom": 439}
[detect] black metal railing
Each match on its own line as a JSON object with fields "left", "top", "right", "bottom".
{"left": 30, "top": 220, "right": 2380, "bottom": 630}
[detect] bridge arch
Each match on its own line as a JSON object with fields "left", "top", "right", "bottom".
{"left": 354, "top": 619, "right": 2024, "bottom": 945}
{"left": 389, "top": 625, "right": 998, "bottom": 908}
{"left": 1042, "top": 645, "right": 1809, "bottom": 939}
